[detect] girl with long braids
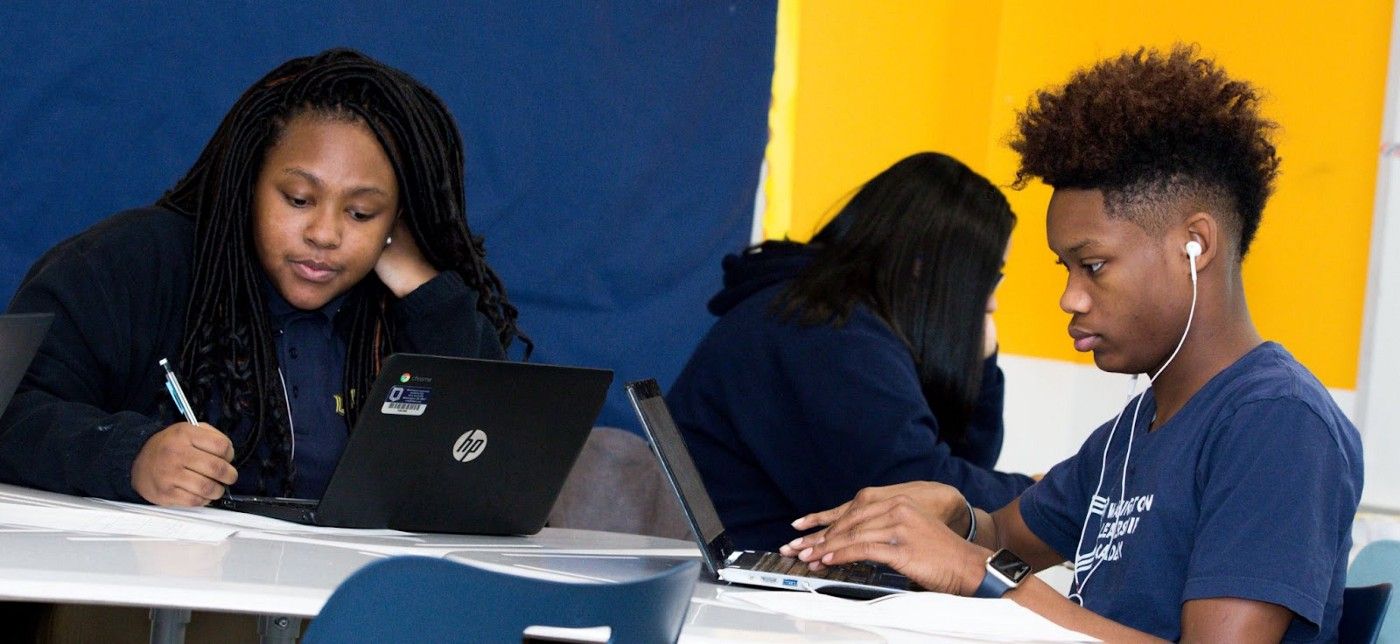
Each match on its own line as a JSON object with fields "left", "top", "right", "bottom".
{"left": 0, "top": 48, "right": 526, "bottom": 506}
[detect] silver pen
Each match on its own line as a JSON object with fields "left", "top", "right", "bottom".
{"left": 158, "top": 358, "right": 198, "bottom": 425}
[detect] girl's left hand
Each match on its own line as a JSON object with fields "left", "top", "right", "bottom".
{"left": 375, "top": 218, "right": 439, "bottom": 298}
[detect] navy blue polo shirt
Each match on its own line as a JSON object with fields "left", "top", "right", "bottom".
{"left": 262, "top": 282, "right": 350, "bottom": 499}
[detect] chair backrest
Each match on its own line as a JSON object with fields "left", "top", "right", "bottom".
{"left": 303, "top": 556, "right": 700, "bottom": 644}
{"left": 1350, "top": 539, "right": 1400, "bottom": 643}
{"left": 549, "top": 426, "right": 691, "bottom": 540}
{"left": 1341, "top": 584, "right": 1393, "bottom": 644}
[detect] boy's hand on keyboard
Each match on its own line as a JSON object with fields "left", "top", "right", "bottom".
{"left": 785, "top": 493, "right": 989, "bottom": 596}
{"left": 784, "top": 481, "right": 967, "bottom": 548}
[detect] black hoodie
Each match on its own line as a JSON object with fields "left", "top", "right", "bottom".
{"left": 666, "top": 244, "right": 1033, "bottom": 550}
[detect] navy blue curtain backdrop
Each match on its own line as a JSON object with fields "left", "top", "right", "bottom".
{"left": 0, "top": 2, "right": 774, "bottom": 433}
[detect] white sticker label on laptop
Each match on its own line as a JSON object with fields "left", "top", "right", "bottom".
{"left": 381, "top": 384, "right": 431, "bottom": 416}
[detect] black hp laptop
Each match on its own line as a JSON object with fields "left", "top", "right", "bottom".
{"left": 217, "top": 354, "right": 612, "bottom": 535}
{"left": 0, "top": 313, "right": 53, "bottom": 414}
{"left": 625, "top": 379, "right": 915, "bottom": 599}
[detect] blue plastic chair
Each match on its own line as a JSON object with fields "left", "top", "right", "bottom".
{"left": 1348, "top": 539, "right": 1400, "bottom": 643}
{"left": 1341, "top": 584, "right": 1393, "bottom": 644}
{"left": 303, "top": 556, "right": 700, "bottom": 644}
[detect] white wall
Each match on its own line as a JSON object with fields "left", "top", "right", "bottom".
{"left": 997, "top": 355, "right": 1133, "bottom": 475}
{"left": 1356, "top": 0, "right": 1400, "bottom": 515}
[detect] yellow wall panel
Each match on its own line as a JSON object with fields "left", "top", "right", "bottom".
{"left": 787, "top": 1, "right": 947, "bottom": 240}
{"left": 777, "top": 0, "right": 1391, "bottom": 389}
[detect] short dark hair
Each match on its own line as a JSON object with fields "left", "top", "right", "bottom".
{"left": 1010, "top": 44, "right": 1280, "bottom": 258}
{"left": 776, "top": 151, "right": 1015, "bottom": 443}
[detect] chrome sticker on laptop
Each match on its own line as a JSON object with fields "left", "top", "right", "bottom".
{"left": 381, "top": 383, "right": 431, "bottom": 416}
{"left": 453, "top": 429, "right": 488, "bottom": 462}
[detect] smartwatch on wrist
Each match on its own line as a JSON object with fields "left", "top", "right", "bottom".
{"left": 973, "top": 548, "right": 1031, "bottom": 598}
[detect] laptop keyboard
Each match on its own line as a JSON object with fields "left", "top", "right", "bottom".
{"left": 734, "top": 551, "right": 880, "bottom": 584}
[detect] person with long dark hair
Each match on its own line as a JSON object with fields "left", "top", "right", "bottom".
{"left": 0, "top": 48, "right": 526, "bottom": 505}
{"left": 666, "top": 151, "right": 1034, "bottom": 549}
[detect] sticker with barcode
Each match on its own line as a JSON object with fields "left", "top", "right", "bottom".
{"left": 381, "top": 384, "right": 431, "bottom": 416}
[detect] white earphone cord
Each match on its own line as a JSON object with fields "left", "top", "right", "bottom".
{"left": 1069, "top": 244, "right": 1198, "bottom": 605}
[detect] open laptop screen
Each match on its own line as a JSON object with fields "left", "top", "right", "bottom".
{"left": 625, "top": 380, "right": 726, "bottom": 547}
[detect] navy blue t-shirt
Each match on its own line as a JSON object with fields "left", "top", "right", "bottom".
{"left": 1019, "top": 342, "right": 1362, "bottom": 641}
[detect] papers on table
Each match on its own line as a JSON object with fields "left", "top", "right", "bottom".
{"left": 95, "top": 499, "right": 409, "bottom": 536}
{"left": 0, "top": 502, "right": 234, "bottom": 543}
{"left": 0, "top": 490, "right": 414, "bottom": 545}
{"left": 725, "top": 590, "right": 1098, "bottom": 642}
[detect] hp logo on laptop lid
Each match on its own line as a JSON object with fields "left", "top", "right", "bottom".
{"left": 452, "top": 429, "right": 488, "bottom": 462}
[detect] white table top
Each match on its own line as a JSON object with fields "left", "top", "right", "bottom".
{"left": 0, "top": 484, "right": 1086, "bottom": 642}
{"left": 0, "top": 484, "right": 695, "bottom": 616}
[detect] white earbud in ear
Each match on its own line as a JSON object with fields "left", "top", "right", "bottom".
{"left": 385, "top": 236, "right": 393, "bottom": 247}
{"left": 1184, "top": 240, "right": 1201, "bottom": 285}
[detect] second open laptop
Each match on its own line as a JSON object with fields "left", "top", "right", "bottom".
{"left": 217, "top": 354, "right": 612, "bottom": 535}
{"left": 625, "top": 378, "right": 915, "bottom": 599}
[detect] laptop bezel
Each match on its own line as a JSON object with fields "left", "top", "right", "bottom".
{"left": 624, "top": 379, "right": 734, "bottom": 576}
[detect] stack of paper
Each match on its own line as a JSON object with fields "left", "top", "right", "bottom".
{"left": 726, "top": 590, "right": 1098, "bottom": 642}
{"left": 0, "top": 502, "right": 234, "bottom": 543}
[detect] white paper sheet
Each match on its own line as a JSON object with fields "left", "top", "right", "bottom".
{"left": 0, "top": 502, "right": 234, "bottom": 543}
{"left": 93, "top": 499, "right": 410, "bottom": 536}
{"left": 725, "top": 590, "right": 1098, "bottom": 642}
{"left": 233, "top": 530, "right": 469, "bottom": 556}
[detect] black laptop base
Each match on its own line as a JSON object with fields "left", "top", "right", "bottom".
{"left": 216, "top": 496, "right": 318, "bottom": 525}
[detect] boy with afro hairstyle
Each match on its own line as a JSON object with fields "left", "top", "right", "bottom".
{"left": 781, "top": 45, "right": 1362, "bottom": 642}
